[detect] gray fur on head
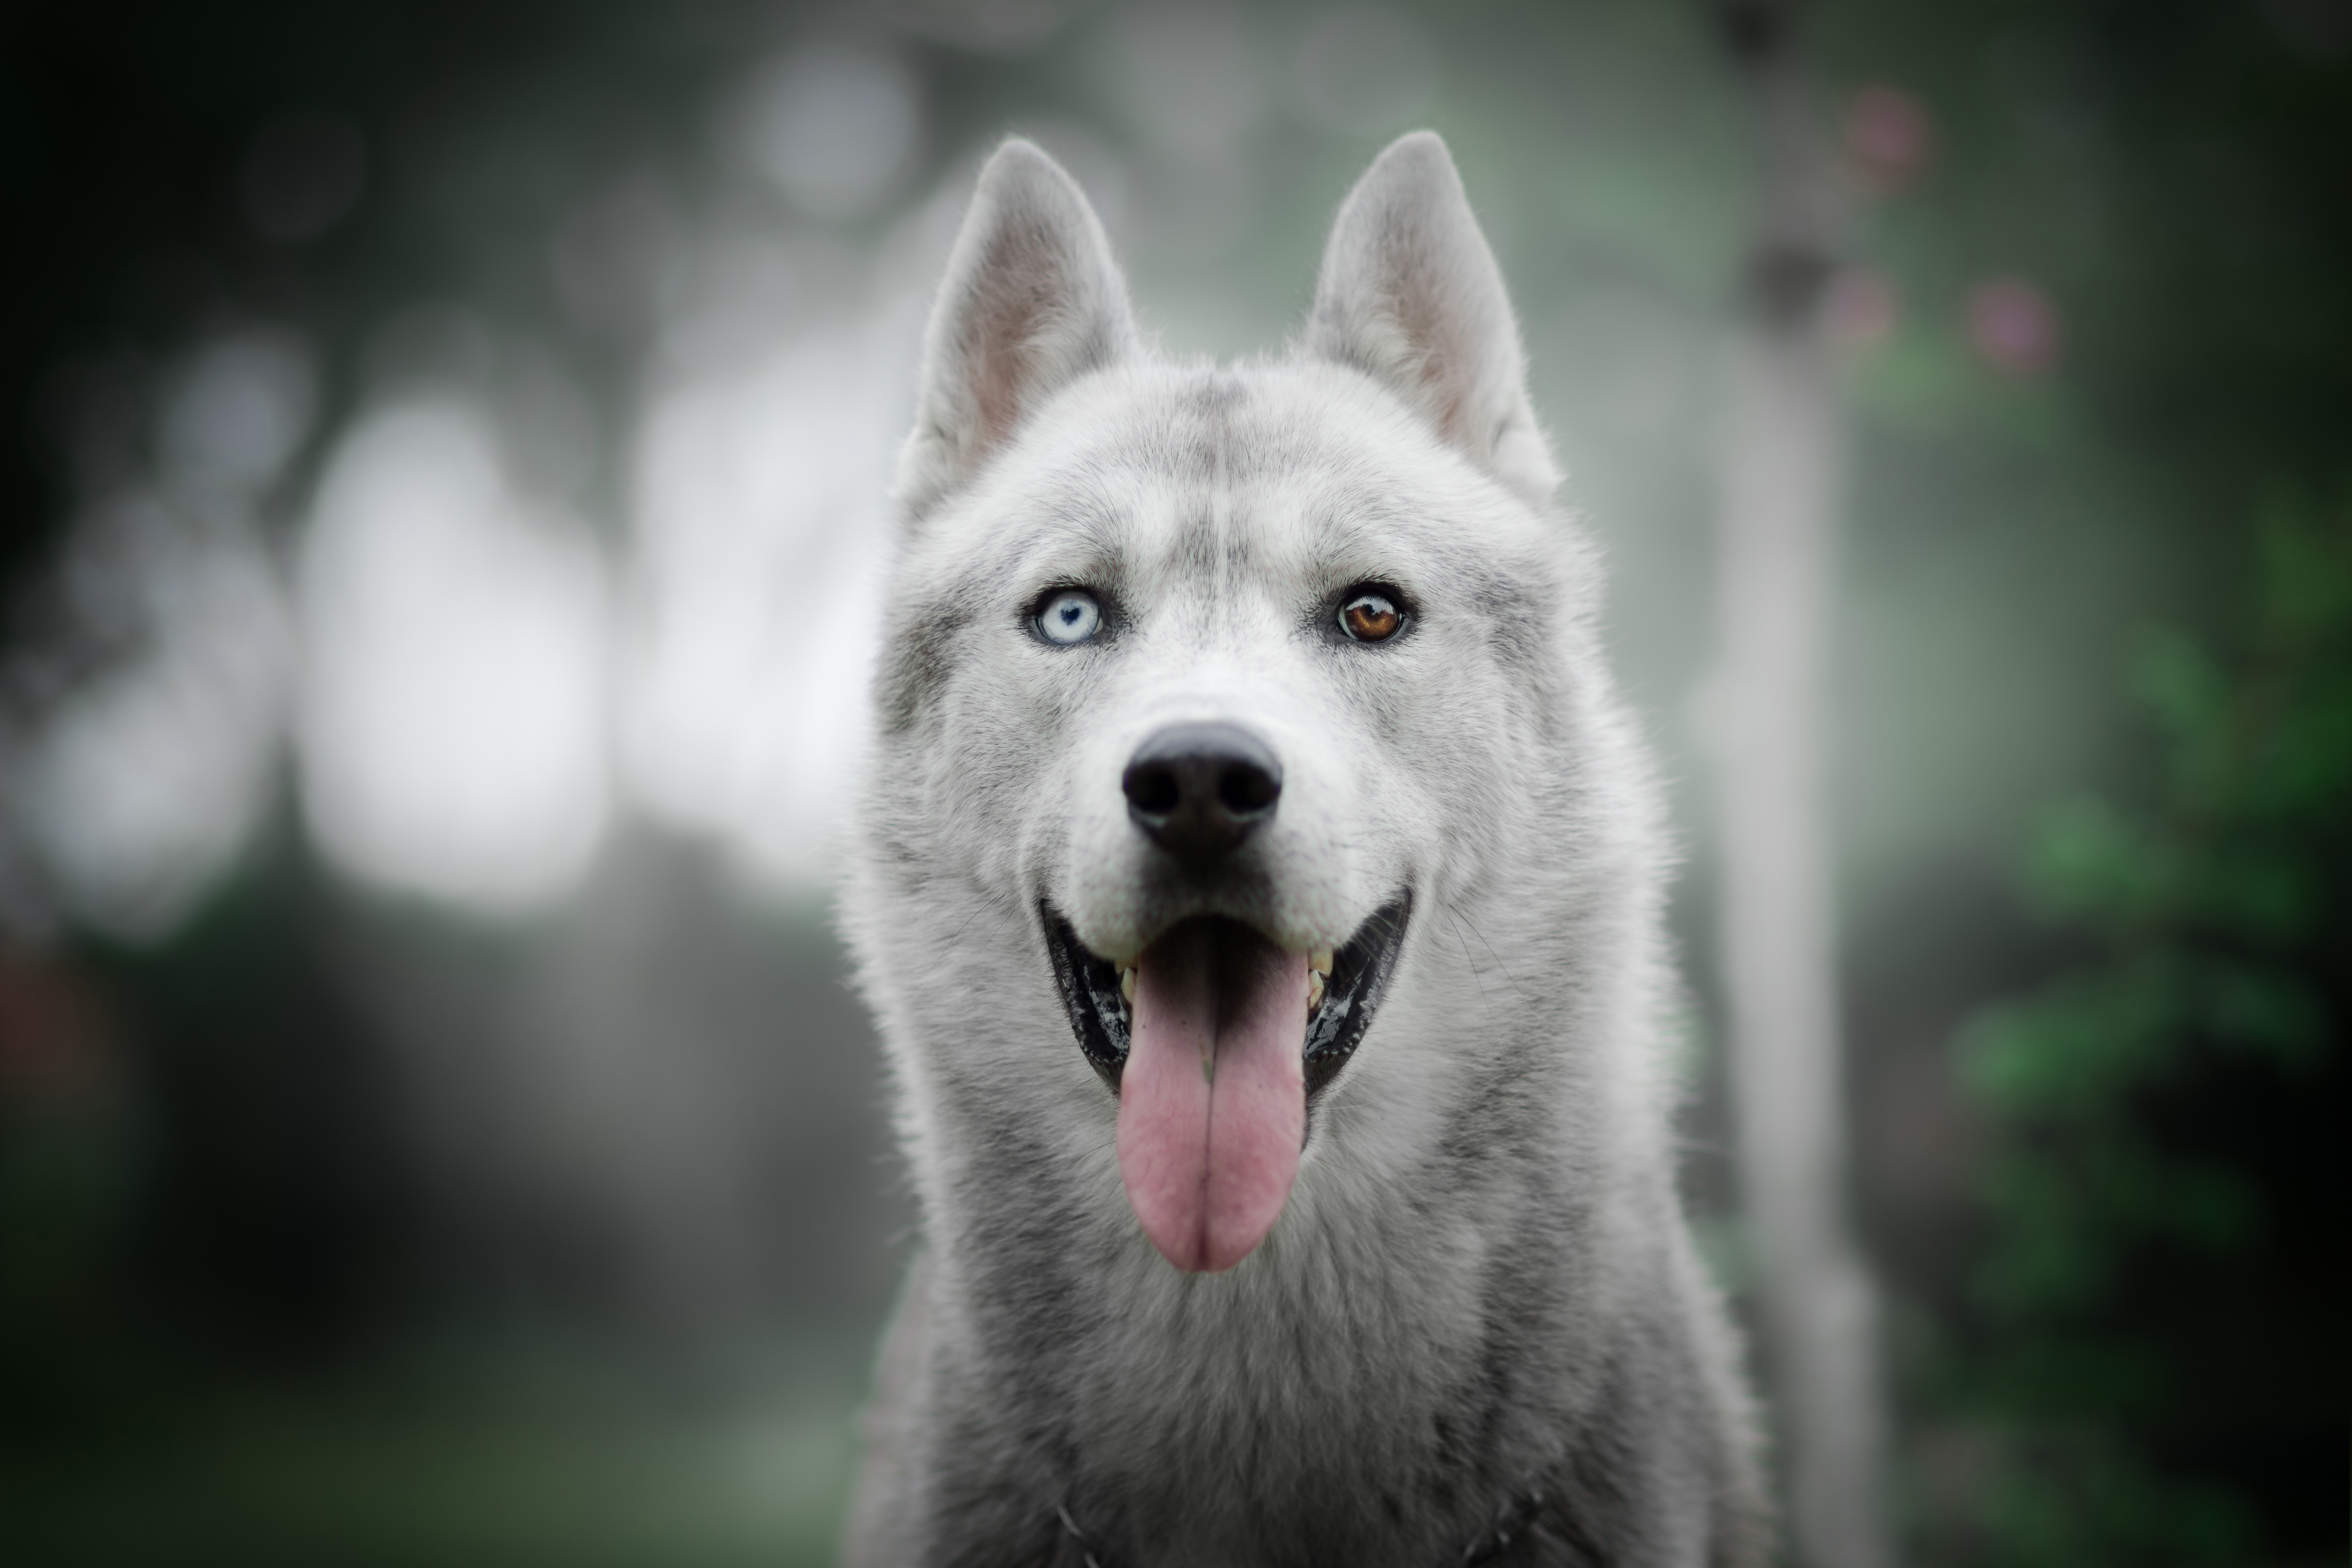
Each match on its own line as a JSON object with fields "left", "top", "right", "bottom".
{"left": 842, "top": 131, "right": 1766, "bottom": 1567}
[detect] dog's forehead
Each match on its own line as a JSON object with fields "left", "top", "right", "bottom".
{"left": 925, "top": 363, "right": 1522, "bottom": 584}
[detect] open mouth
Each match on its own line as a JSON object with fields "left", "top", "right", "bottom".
{"left": 1042, "top": 893, "right": 1412, "bottom": 1100}
{"left": 1041, "top": 894, "right": 1410, "bottom": 1273}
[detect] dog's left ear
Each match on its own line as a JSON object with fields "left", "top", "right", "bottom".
{"left": 1306, "top": 132, "right": 1558, "bottom": 507}
{"left": 898, "top": 139, "right": 1139, "bottom": 516}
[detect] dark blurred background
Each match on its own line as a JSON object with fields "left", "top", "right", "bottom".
{"left": 0, "top": 2, "right": 2342, "bottom": 1564}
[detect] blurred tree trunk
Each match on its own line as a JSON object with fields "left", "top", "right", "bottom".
{"left": 1711, "top": 5, "right": 1891, "bottom": 1567}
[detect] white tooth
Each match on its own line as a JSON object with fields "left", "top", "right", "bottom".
{"left": 1309, "top": 950, "right": 1333, "bottom": 976}
{"left": 1120, "top": 967, "right": 1136, "bottom": 1005}
{"left": 1307, "top": 970, "right": 1325, "bottom": 1013}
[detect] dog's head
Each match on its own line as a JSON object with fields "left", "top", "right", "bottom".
{"left": 858, "top": 133, "right": 1613, "bottom": 1276}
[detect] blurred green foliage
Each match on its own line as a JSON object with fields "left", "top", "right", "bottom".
{"left": 1939, "top": 502, "right": 2352, "bottom": 1563}
{"left": 2, "top": 1328, "right": 866, "bottom": 1567}
{"left": 1, "top": 0, "right": 2348, "bottom": 1561}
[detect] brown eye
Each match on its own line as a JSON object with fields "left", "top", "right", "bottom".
{"left": 1338, "top": 589, "right": 1403, "bottom": 643}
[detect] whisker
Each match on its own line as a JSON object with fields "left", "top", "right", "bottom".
{"left": 1445, "top": 909, "right": 1492, "bottom": 1024}
{"left": 1459, "top": 913, "right": 1531, "bottom": 1002}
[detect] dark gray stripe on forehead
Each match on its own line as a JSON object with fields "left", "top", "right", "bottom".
{"left": 1174, "top": 370, "right": 1244, "bottom": 503}
{"left": 1179, "top": 367, "right": 1246, "bottom": 414}
{"left": 1018, "top": 372, "right": 1250, "bottom": 545}
{"left": 1192, "top": 374, "right": 1251, "bottom": 602}
{"left": 1074, "top": 369, "right": 1252, "bottom": 587}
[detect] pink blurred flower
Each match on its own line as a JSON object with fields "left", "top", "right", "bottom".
{"left": 1966, "top": 277, "right": 2063, "bottom": 375}
{"left": 1846, "top": 85, "right": 1933, "bottom": 194}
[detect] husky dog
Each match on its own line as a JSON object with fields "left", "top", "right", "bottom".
{"left": 840, "top": 132, "right": 1764, "bottom": 1567}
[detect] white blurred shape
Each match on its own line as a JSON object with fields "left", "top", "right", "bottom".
{"left": 743, "top": 45, "right": 922, "bottom": 219}
{"left": 158, "top": 330, "right": 318, "bottom": 495}
{"left": 20, "top": 496, "right": 290, "bottom": 938}
{"left": 296, "top": 401, "right": 610, "bottom": 913}
{"left": 1297, "top": 7, "right": 1434, "bottom": 135}
{"left": 623, "top": 303, "right": 911, "bottom": 891}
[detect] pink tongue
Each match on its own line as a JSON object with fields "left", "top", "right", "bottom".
{"left": 1117, "top": 922, "right": 1308, "bottom": 1273}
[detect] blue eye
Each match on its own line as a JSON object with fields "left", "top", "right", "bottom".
{"left": 1036, "top": 590, "right": 1103, "bottom": 646}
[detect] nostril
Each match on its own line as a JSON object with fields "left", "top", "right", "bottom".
{"left": 1217, "top": 763, "right": 1279, "bottom": 817}
{"left": 1123, "top": 721, "right": 1285, "bottom": 860}
{"left": 1124, "top": 761, "right": 1181, "bottom": 818}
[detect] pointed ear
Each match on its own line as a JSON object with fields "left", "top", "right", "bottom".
{"left": 1305, "top": 132, "right": 1558, "bottom": 507}
{"left": 899, "top": 139, "right": 1138, "bottom": 514}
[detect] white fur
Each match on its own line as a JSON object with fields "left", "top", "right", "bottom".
{"left": 840, "top": 134, "right": 1763, "bottom": 1568}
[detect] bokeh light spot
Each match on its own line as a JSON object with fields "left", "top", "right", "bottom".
{"left": 742, "top": 45, "right": 922, "bottom": 220}
{"left": 1967, "top": 276, "right": 2063, "bottom": 376}
{"left": 295, "top": 401, "right": 610, "bottom": 914}
{"left": 158, "top": 330, "right": 316, "bottom": 495}
{"left": 1846, "top": 85, "right": 1933, "bottom": 194}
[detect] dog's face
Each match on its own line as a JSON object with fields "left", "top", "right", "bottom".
{"left": 861, "top": 134, "right": 1583, "bottom": 1276}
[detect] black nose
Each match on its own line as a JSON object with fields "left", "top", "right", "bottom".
{"left": 1122, "top": 721, "right": 1283, "bottom": 863}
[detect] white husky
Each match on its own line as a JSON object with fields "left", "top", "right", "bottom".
{"left": 839, "top": 132, "right": 1765, "bottom": 1567}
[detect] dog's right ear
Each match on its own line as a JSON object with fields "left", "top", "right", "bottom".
{"left": 898, "top": 140, "right": 1138, "bottom": 516}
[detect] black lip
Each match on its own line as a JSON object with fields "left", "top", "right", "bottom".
{"left": 1041, "top": 893, "right": 1412, "bottom": 1100}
